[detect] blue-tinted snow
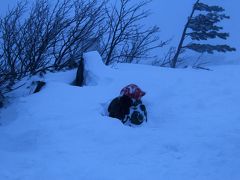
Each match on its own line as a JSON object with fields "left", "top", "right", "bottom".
{"left": 0, "top": 52, "right": 240, "bottom": 180}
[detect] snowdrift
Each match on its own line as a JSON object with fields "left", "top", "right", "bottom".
{"left": 0, "top": 53, "right": 240, "bottom": 180}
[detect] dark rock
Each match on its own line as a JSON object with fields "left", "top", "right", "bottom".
{"left": 0, "top": 92, "right": 4, "bottom": 108}
{"left": 33, "top": 81, "right": 46, "bottom": 94}
{"left": 74, "top": 57, "right": 84, "bottom": 87}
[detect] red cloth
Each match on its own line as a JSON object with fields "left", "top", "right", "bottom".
{"left": 120, "top": 84, "right": 146, "bottom": 100}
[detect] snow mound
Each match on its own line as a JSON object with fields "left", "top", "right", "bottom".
{"left": 83, "top": 51, "right": 114, "bottom": 86}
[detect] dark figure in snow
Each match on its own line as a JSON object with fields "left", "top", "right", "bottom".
{"left": 108, "top": 84, "right": 147, "bottom": 125}
{"left": 108, "top": 95, "right": 133, "bottom": 121}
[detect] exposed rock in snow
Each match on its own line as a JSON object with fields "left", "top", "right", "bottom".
{"left": 0, "top": 92, "right": 4, "bottom": 108}
{"left": 74, "top": 57, "right": 84, "bottom": 87}
{"left": 33, "top": 81, "right": 46, "bottom": 94}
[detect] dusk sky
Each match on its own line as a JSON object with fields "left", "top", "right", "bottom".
{"left": 0, "top": 0, "right": 239, "bottom": 61}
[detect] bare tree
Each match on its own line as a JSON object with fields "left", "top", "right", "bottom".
{"left": 0, "top": 1, "right": 28, "bottom": 96}
{"left": 152, "top": 47, "right": 176, "bottom": 67}
{"left": 52, "top": 0, "right": 105, "bottom": 70}
{"left": 0, "top": 0, "right": 167, "bottom": 100}
{"left": 100, "top": 0, "right": 166, "bottom": 65}
{"left": 0, "top": 1, "right": 26, "bottom": 79}
{"left": 0, "top": 0, "right": 107, "bottom": 96}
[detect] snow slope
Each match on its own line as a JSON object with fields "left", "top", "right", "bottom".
{"left": 0, "top": 52, "right": 240, "bottom": 180}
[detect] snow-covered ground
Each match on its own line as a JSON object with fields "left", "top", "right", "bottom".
{"left": 0, "top": 52, "right": 240, "bottom": 180}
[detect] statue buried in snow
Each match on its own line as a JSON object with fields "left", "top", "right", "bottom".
{"left": 108, "top": 84, "right": 147, "bottom": 126}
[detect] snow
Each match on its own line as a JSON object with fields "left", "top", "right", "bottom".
{"left": 0, "top": 52, "right": 240, "bottom": 180}
{"left": 83, "top": 51, "right": 115, "bottom": 86}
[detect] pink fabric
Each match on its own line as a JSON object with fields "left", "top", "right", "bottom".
{"left": 120, "top": 84, "right": 146, "bottom": 100}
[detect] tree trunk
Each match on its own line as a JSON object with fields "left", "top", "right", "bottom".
{"left": 171, "top": 0, "right": 200, "bottom": 68}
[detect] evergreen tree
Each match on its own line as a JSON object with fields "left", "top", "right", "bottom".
{"left": 171, "top": 0, "right": 236, "bottom": 68}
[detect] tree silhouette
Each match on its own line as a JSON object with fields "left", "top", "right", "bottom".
{"left": 171, "top": 0, "right": 236, "bottom": 68}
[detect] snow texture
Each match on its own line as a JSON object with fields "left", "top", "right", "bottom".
{"left": 83, "top": 51, "right": 114, "bottom": 86}
{"left": 0, "top": 52, "right": 240, "bottom": 180}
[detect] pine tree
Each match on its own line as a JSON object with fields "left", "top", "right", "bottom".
{"left": 171, "top": 0, "right": 236, "bottom": 68}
